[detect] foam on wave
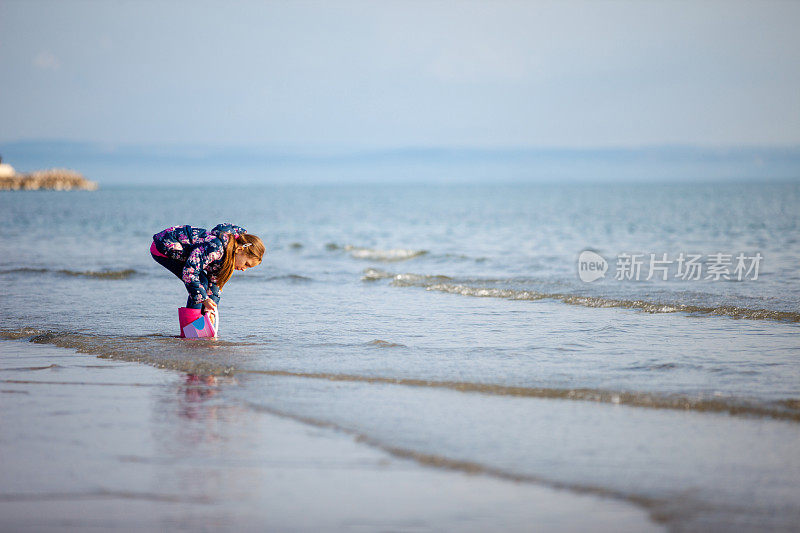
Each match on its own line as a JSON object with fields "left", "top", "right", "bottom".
{"left": 368, "top": 269, "right": 800, "bottom": 323}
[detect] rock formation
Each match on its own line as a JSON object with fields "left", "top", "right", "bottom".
{"left": 0, "top": 167, "right": 99, "bottom": 191}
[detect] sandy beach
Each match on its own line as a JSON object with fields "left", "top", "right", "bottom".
{"left": 1, "top": 182, "right": 799, "bottom": 531}
{"left": 4, "top": 1, "right": 800, "bottom": 530}
{"left": 0, "top": 338, "right": 661, "bottom": 532}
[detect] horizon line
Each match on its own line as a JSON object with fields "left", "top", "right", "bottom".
{"left": 3, "top": 138, "right": 800, "bottom": 153}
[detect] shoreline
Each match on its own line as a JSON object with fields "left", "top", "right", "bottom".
{"left": 0, "top": 338, "right": 662, "bottom": 532}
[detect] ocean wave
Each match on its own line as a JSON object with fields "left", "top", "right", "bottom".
{"left": 265, "top": 274, "right": 313, "bottom": 283}
{"left": 245, "top": 401, "right": 663, "bottom": 521}
{"left": 326, "top": 243, "right": 428, "bottom": 261}
{"left": 365, "top": 339, "right": 407, "bottom": 348}
{"left": 423, "top": 282, "right": 800, "bottom": 322}
{"left": 362, "top": 268, "right": 452, "bottom": 283}
{"left": 232, "top": 273, "right": 313, "bottom": 284}
{"left": 0, "top": 267, "right": 49, "bottom": 274}
{"left": 361, "top": 268, "right": 395, "bottom": 281}
{"left": 0, "top": 328, "right": 257, "bottom": 376}
{"left": 242, "top": 368, "right": 800, "bottom": 423}
{"left": 345, "top": 245, "right": 428, "bottom": 262}
{"left": 0, "top": 267, "right": 137, "bottom": 279}
{"left": 330, "top": 243, "right": 491, "bottom": 263}
{"left": 2, "top": 327, "right": 798, "bottom": 422}
{"left": 392, "top": 273, "right": 454, "bottom": 285}
{"left": 370, "top": 270, "right": 800, "bottom": 323}
{"left": 443, "top": 253, "right": 488, "bottom": 263}
{"left": 59, "top": 268, "right": 137, "bottom": 279}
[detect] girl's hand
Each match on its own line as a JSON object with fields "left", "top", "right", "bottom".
{"left": 202, "top": 299, "right": 217, "bottom": 324}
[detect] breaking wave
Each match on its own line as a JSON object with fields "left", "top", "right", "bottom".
{"left": 422, "top": 283, "right": 800, "bottom": 322}
{"left": 3, "top": 327, "right": 798, "bottom": 422}
{"left": 365, "top": 339, "right": 407, "bottom": 348}
{"left": 326, "top": 243, "right": 428, "bottom": 262}
{"left": 240, "top": 369, "right": 800, "bottom": 422}
{"left": 425, "top": 283, "right": 800, "bottom": 322}
{"left": 59, "top": 268, "right": 137, "bottom": 279}
{"left": 0, "top": 267, "right": 137, "bottom": 279}
{"left": 362, "top": 268, "right": 451, "bottom": 283}
{"left": 345, "top": 245, "right": 428, "bottom": 262}
{"left": 0, "top": 328, "right": 258, "bottom": 376}
{"left": 265, "top": 274, "right": 313, "bottom": 283}
{"left": 370, "top": 270, "right": 800, "bottom": 323}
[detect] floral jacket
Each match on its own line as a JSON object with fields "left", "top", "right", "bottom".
{"left": 152, "top": 223, "right": 247, "bottom": 305}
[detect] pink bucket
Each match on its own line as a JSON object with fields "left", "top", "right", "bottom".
{"left": 178, "top": 307, "right": 218, "bottom": 338}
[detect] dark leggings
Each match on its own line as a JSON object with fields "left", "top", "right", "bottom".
{"left": 151, "top": 252, "right": 220, "bottom": 309}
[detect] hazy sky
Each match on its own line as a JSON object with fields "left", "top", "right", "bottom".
{"left": 1, "top": 0, "right": 799, "bottom": 148}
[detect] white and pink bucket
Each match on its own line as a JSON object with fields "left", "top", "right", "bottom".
{"left": 178, "top": 307, "right": 218, "bottom": 338}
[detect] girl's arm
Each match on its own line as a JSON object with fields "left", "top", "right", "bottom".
{"left": 208, "top": 281, "right": 221, "bottom": 304}
{"left": 212, "top": 223, "right": 247, "bottom": 238}
{"left": 181, "top": 241, "right": 224, "bottom": 307}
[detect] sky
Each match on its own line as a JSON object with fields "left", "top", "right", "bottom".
{"left": 1, "top": 0, "right": 799, "bottom": 150}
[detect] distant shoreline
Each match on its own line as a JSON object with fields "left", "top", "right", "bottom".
{"left": 3, "top": 140, "right": 800, "bottom": 184}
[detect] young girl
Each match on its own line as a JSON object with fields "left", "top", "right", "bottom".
{"left": 150, "top": 223, "right": 265, "bottom": 324}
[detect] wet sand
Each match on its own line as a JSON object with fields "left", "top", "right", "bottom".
{"left": 0, "top": 339, "right": 662, "bottom": 532}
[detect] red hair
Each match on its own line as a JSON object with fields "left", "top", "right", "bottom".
{"left": 216, "top": 233, "right": 265, "bottom": 287}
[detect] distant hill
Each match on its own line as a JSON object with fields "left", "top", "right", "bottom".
{"left": 1, "top": 141, "right": 798, "bottom": 185}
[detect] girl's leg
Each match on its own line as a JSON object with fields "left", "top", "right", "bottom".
{"left": 151, "top": 251, "right": 185, "bottom": 280}
{"left": 151, "top": 244, "right": 219, "bottom": 310}
{"left": 151, "top": 248, "right": 198, "bottom": 308}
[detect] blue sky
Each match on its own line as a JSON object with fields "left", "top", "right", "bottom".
{"left": 1, "top": 0, "right": 799, "bottom": 149}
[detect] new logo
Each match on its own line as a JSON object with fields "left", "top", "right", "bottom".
{"left": 577, "top": 250, "right": 608, "bottom": 282}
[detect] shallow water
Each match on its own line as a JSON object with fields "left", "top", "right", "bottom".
{"left": 2, "top": 341, "right": 664, "bottom": 532}
{"left": 1, "top": 183, "right": 799, "bottom": 530}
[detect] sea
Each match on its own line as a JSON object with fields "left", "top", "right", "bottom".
{"left": 1, "top": 181, "right": 799, "bottom": 531}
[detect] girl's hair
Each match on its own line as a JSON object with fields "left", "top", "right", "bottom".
{"left": 216, "top": 233, "right": 265, "bottom": 288}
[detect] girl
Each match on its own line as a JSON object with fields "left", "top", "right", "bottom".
{"left": 150, "top": 223, "right": 265, "bottom": 324}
